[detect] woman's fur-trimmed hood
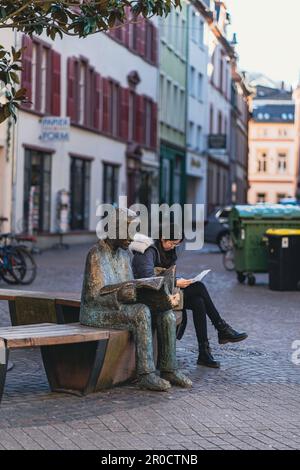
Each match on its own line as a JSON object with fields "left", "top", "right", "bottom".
{"left": 129, "top": 233, "right": 155, "bottom": 254}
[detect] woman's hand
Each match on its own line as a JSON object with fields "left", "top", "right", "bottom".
{"left": 176, "top": 278, "right": 193, "bottom": 289}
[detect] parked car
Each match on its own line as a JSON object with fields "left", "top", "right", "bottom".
{"left": 205, "top": 206, "right": 232, "bottom": 252}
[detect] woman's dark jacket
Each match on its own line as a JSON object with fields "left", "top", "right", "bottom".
{"left": 130, "top": 234, "right": 187, "bottom": 339}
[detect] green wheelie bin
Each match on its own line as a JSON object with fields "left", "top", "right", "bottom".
{"left": 229, "top": 204, "right": 300, "bottom": 286}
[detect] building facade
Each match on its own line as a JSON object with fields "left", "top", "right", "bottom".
{"left": 185, "top": 1, "right": 209, "bottom": 213}
{"left": 205, "top": 1, "right": 234, "bottom": 214}
{"left": 159, "top": 4, "right": 188, "bottom": 205}
{"left": 0, "top": 13, "right": 159, "bottom": 247}
{"left": 248, "top": 85, "right": 297, "bottom": 204}
{"left": 230, "top": 67, "right": 250, "bottom": 204}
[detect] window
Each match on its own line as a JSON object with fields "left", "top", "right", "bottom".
{"left": 257, "top": 193, "right": 266, "bottom": 203}
{"left": 209, "top": 105, "right": 214, "bottom": 133}
{"left": 191, "top": 11, "right": 196, "bottom": 42}
{"left": 175, "top": 12, "right": 179, "bottom": 51}
{"left": 110, "top": 81, "right": 120, "bottom": 137}
{"left": 278, "top": 153, "right": 287, "bottom": 173}
{"left": 144, "top": 98, "right": 152, "bottom": 147}
{"left": 218, "top": 111, "right": 222, "bottom": 134}
{"left": 196, "top": 126, "right": 202, "bottom": 150}
{"left": 103, "top": 164, "right": 119, "bottom": 206}
{"left": 180, "top": 90, "right": 185, "bottom": 131}
{"left": 23, "top": 149, "right": 52, "bottom": 233}
{"left": 78, "top": 62, "right": 86, "bottom": 125}
{"left": 166, "top": 80, "right": 172, "bottom": 125}
{"left": 70, "top": 157, "right": 91, "bottom": 230}
{"left": 22, "top": 36, "right": 60, "bottom": 115}
{"left": 257, "top": 152, "right": 267, "bottom": 173}
{"left": 219, "top": 56, "right": 223, "bottom": 91}
{"left": 189, "top": 66, "right": 195, "bottom": 97}
{"left": 181, "top": 19, "right": 186, "bottom": 55}
{"left": 199, "top": 20, "right": 204, "bottom": 46}
{"left": 173, "top": 84, "right": 179, "bottom": 128}
{"left": 130, "top": 20, "right": 139, "bottom": 52}
{"left": 128, "top": 91, "right": 136, "bottom": 141}
{"left": 188, "top": 121, "right": 194, "bottom": 148}
{"left": 145, "top": 22, "right": 153, "bottom": 62}
{"left": 277, "top": 193, "right": 286, "bottom": 203}
{"left": 197, "top": 73, "right": 203, "bottom": 101}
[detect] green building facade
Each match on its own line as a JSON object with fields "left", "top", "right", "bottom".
{"left": 159, "top": 4, "right": 188, "bottom": 205}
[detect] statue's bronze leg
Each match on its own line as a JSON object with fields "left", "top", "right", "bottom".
{"left": 126, "top": 304, "right": 156, "bottom": 376}
{"left": 155, "top": 309, "right": 177, "bottom": 372}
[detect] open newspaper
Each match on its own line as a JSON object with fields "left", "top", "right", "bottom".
{"left": 99, "top": 266, "right": 182, "bottom": 312}
{"left": 190, "top": 269, "right": 211, "bottom": 283}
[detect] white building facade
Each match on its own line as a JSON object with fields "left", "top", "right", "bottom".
{"left": 0, "top": 15, "right": 159, "bottom": 247}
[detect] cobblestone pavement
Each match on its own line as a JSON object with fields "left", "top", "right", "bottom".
{"left": 0, "top": 243, "right": 300, "bottom": 450}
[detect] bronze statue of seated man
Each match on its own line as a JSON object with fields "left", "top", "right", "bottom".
{"left": 80, "top": 208, "right": 192, "bottom": 391}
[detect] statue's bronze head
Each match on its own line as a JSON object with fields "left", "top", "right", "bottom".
{"left": 107, "top": 208, "right": 138, "bottom": 250}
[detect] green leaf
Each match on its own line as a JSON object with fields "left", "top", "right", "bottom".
{"left": 9, "top": 71, "right": 20, "bottom": 84}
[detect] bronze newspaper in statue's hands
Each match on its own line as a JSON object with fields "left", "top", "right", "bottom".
{"left": 99, "top": 266, "right": 182, "bottom": 313}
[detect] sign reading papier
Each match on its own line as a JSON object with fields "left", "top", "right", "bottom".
{"left": 40, "top": 117, "right": 70, "bottom": 142}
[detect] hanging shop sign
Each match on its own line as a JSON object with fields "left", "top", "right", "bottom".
{"left": 40, "top": 117, "right": 70, "bottom": 142}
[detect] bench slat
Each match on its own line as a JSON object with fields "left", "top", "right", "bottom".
{"left": 0, "top": 323, "right": 110, "bottom": 349}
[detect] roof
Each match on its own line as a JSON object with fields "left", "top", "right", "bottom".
{"left": 255, "top": 85, "right": 293, "bottom": 101}
{"left": 252, "top": 104, "right": 295, "bottom": 123}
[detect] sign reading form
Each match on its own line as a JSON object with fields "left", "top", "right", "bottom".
{"left": 40, "top": 117, "right": 70, "bottom": 142}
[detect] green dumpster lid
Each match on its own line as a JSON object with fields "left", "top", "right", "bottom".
{"left": 231, "top": 204, "right": 300, "bottom": 219}
{"left": 266, "top": 228, "right": 300, "bottom": 236}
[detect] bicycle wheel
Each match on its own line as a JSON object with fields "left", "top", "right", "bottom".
{"left": 0, "top": 250, "right": 26, "bottom": 284}
{"left": 223, "top": 248, "right": 235, "bottom": 271}
{"left": 15, "top": 247, "right": 37, "bottom": 285}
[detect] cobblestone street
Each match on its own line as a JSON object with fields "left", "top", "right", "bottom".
{"left": 0, "top": 244, "right": 300, "bottom": 450}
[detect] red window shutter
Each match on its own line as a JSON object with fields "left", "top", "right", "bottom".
{"left": 120, "top": 87, "right": 129, "bottom": 141}
{"left": 151, "top": 25, "right": 158, "bottom": 65}
{"left": 21, "top": 35, "right": 33, "bottom": 109}
{"left": 83, "top": 64, "right": 90, "bottom": 127}
{"left": 35, "top": 43, "right": 42, "bottom": 112}
{"left": 151, "top": 101, "right": 158, "bottom": 149}
{"left": 67, "top": 57, "right": 76, "bottom": 122}
{"left": 51, "top": 50, "right": 61, "bottom": 116}
{"left": 136, "top": 95, "right": 145, "bottom": 144}
{"left": 138, "top": 18, "right": 146, "bottom": 57}
{"left": 94, "top": 72, "right": 101, "bottom": 130}
{"left": 102, "top": 78, "right": 111, "bottom": 134}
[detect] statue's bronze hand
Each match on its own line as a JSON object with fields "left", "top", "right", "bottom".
{"left": 117, "top": 284, "right": 137, "bottom": 304}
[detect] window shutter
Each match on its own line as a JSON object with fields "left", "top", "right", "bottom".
{"left": 35, "top": 43, "right": 42, "bottom": 112}
{"left": 94, "top": 72, "right": 101, "bottom": 130}
{"left": 120, "top": 87, "right": 129, "bottom": 141}
{"left": 136, "top": 95, "right": 145, "bottom": 144}
{"left": 151, "top": 25, "right": 158, "bottom": 65}
{"left": 138, "top": 18, "right": 146, "bottom": 57}
{"left": 151, "top": 101, "right": 158, "bottom": 149}
{"left": 51, "top": 50, "right": 61, "bottom": 116}
{"left": 21, "top": 35, "right": 33, "bottom": 109}
{"left": 102, "top": 78, "right": 111, "bottom": 134}
{"left": 67, "top": 57, "right": 76, "bottom": 122}
{"left": 84, "top": 64, "right": 90, "bottom": 127}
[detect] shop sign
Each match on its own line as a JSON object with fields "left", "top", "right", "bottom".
{"left": 40, "top": 117, "right": 70, "bottom": 142}
{"left": 186, "top": 154, "right": 203, "bottom": 177}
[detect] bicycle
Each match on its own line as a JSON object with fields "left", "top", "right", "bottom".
{"left": 222, "top": 235, "right": 235, "bottom": 272}
{"left": 0, "top": 218, "right": 37, "bottom": 285}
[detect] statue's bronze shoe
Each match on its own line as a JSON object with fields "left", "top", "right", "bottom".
{"left": 138, "top": 372, "right": 171, "bottom": 392}
{"left": 160, "top": 371, "right": 192, "bottom": 388}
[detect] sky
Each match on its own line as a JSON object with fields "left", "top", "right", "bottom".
{"left": 225, "top": 0, "right": 300, "bottom": 88}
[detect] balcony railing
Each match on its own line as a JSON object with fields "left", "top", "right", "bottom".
{"left": 208, "top": 134, "right": 227, "bottom": 149}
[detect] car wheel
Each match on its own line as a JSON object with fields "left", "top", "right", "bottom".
{"left": 217, "top": 232, "right": 231, "bottom": 253}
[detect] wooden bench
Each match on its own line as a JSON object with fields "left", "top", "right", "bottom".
{"left": 0, "top": 289, "right": 182, "bottom": 402}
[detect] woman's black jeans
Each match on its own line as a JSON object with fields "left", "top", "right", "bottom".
{"left": 183, "top": 281, "right": 223, "bottom": 348}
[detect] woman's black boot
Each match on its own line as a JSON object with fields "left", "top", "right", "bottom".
{"left": 197, "top": 341, "right": 220, "bottom": 368}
